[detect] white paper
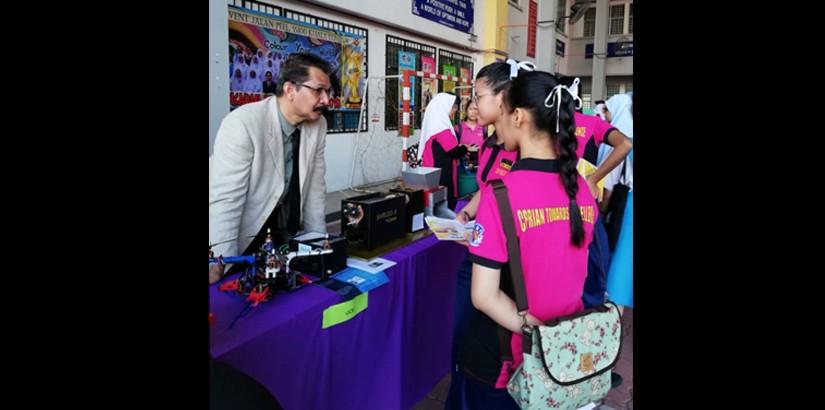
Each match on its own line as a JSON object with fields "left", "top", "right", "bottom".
{"left": 292, "top": 231, "right": 327, "bottom": 241}
{"left": 425, "top": 216, "right": 475, "bottom": 241}
{"left": 412, "top": 213, "right": 424, "bottom": 231}
{"left": 347, "top": 257, "right": 398, "bottom": 274}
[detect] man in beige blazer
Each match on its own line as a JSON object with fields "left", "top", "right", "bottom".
{"left": 209, "top": 53, "right": 331, "bottom": 284}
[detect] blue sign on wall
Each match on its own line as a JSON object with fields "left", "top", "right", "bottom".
{"left": 584, "top": 41, "right": 634, "bottom": 59}
{"left": 412, "top": 0, "right": 474, "bottom": 34}
{"left": 556, "top": 39, "right": 566, "bottom": 57}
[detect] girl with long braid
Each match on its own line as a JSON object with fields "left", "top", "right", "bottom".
{"left": 446, "top": 59, "right": 534, "bottom": 410}
{"left": 451, "top": 71, "right": 596, "bottom": 408}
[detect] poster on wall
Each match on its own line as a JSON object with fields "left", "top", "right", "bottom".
{"left": 421, "top": 56, "right": 436, "bottom": 113}
{"left": 227, "top": 6, "right": 366, "bottom": 112}
{"left": 398, "top": 51, "right": 417, "bottom": 134}
{"left": 459, "top": 67, "right": 471, "bottom": 121}
{"left": 442, "top": 65, "right": 456, "bottom": 94}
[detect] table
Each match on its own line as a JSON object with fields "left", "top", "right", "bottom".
{"left": 210, "top": 235, "right": 467, "bottom": 410}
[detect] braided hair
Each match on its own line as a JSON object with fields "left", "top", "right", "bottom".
{"left": 506, "top": 71, "right": 585, "bottom": 246}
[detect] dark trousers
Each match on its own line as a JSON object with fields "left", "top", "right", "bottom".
{"left": 583, "top": 215, "right": 611, "bottom": 309}
{"left": 446, "top": 253, "right": 475, "bottom": 410}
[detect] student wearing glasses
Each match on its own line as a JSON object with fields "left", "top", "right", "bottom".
{"left": 209, "top": 52, "right": 332, "bottom": 284}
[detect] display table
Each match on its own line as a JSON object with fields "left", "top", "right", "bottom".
{"left": 210, "top": 234, "right": 466, "bottom": 410}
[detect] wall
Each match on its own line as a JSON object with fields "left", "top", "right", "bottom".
{"left": 565, "top": 34, "right": 633, "bottom": 77}
{"left": 209, "top": 0, "right": 230, "bottom": 157}
{"left": 562, "top": 0, "right": 632, "bottom": 78}
{"left": 504, "top": 1, "right": 530, "bottom": 62}
{"left": 305, "top": 0, "right": 482, "bottom": 50}
{"left": 209, "top": 0, "right": 489, "bottom": 192}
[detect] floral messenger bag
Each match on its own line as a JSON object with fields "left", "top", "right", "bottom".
{"left": 490, "top": 180, "right": 622, "bottom": 410}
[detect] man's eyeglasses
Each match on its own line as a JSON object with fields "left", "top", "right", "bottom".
{"left": 292, "top": 82, "right": 332, "bottom": 97}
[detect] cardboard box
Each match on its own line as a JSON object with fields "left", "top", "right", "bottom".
{"left": 390, "top": 186, "right": 425, "bottom": 232}
{"left": 342, "top": 193, "right": 407, "bottom": 250}
{"left": 401, "top": 167, "right": 441, "bottom": 190}
{"left": 288, "top": 233, "right": 348, "bottom": 279}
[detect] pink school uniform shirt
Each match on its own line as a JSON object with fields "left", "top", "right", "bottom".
{"left": 458, "top": 121, "right": 485, "bottom": 147}
{"left": 422, "top": 128, "right": 460, "bottom": 198}
{"left": 571, "top": 112, "right": 617, "bottom": 164}
{"left": 468, "top": 158, "right": 596, "bottom": 387}
{"left": 476, "top": 132, "right": 519, "bottom": 187}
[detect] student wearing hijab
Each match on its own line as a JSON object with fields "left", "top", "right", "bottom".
{"left": 593, "top": 100, "right": 607, "bottom": 121}
{"left": 252, "top": 49, "right": 266, "bottom": 75}
{"left": 419, "top": 92, "right": 479, "bottom": 212}
{"left": 243, "top": 68, "right": 263, "bottom": 93}
{"left": 232, "top": 53, "right": 249, "bottom": 80}
{"left": 598, "top": 93, "right": 633, "bottom": 312}
{"left": 230, "top": 68, "right": 245, "bottom": 92}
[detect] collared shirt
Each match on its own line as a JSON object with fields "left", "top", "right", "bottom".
{"left": 276, "top": 105, "right": 299, "bottom": 204}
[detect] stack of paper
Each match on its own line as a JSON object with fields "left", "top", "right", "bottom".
{"left": 425, "top": 216, "right": 475, "bottom": 241}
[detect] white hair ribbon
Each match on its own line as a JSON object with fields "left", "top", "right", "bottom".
{"left": 506, "top": 59, "right": 537, "bottom": 80}
{"left": 544, "top": 78, "right": 583, "bottom": 133}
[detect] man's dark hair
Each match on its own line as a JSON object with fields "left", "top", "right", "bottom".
{"left": 594, "top": 100, "right": 606, "bottom": 105}
{"left": 275, "top": 52, "right": 332, "bottom": 97}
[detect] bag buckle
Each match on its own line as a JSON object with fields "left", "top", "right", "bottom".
{"left": 518, "top": 311, "right": 531, "bottom": 335}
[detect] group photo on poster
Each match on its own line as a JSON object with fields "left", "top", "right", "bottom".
{"left": 228, "top": 6, "right": 366, "bottom": 112}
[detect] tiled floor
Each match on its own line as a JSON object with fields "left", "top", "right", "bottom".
{"left": 411, "top": 309, "right": 634, "bottom": 410}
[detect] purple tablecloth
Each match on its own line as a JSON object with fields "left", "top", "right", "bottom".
{"left": 210, "top": 235, "right": 466, "bottom": 410}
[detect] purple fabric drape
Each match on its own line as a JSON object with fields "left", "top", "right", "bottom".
{"left": 210, "top": 235, "right": 466, "bottom": 409}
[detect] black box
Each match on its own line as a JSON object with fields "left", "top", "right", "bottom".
{"left": 288, "top": 233, "right": 348, "bottom": 279}
{"left": 389, "top": 186, "right": 425, "bottom": 232}
{"left": 342, "top": 192, "right": 406, "bottom": 250}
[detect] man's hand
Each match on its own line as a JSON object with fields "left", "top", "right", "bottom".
{"left": 209, "top": 263, "right": 225, "bottom": 285}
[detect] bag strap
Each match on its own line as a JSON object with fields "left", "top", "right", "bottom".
{"left": 618, "top": 157, "right": 628, "bottom": 186}
{"left": 491, "top": 180, "right": 529, "bottom": 311}
{"left": 490, "top": 179, "right": 531, "bottom": 360}
{"left": 491, "top": 180, "right": 609, "bottom": 355}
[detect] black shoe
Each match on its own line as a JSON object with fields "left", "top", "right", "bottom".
{"left": 611, "top": 372, "right": 623, "bottom": 389}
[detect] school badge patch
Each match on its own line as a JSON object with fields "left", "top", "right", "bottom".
{"left": 469, "top": 223, "right": 485, "bottom": 247}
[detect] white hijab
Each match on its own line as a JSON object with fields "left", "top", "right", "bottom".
{"left": 593, "top": 103, "right": 607, "bottom": 120}
{"left": 598, "top": 93, "right": 634, "bottom": 189}
{"left": 242, "top": 68, "right": 263, "bottom": 93}
{"left": 605, "top": 94, "right": 633, "bottom": 140}
{"left": 232, "top": 54, "right": 249, "bottom": 79}
{"left": 418, "top": 93, "right": 457, "bottom": 161}
{"left": 230, "top": 68, "right": 245, "bottom": 91}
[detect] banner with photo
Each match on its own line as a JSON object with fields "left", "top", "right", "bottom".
{"left": 421, "top": 56, "right": 436, "bottom": 113}
{"left": 442, "top": 65, "right": 456, "bottom": 94}
{"left": 228, "top": 6, "right": 366, "bottom": 111}
{"left": 459, "top": 67, "right": 471, "bottom": 121}
{"left": 398, "top": 51, "right": 416, "bottom": 134}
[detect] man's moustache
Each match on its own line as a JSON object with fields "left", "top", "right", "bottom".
{"left": 313, "top": 105, "right": 328, "bottom": 113}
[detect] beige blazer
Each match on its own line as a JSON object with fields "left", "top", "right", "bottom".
{"left": 209, "top": 96, "right": 327, "bottom": 258}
